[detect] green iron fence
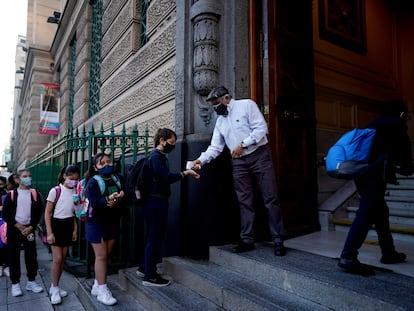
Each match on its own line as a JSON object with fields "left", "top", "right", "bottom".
{"left": 27, "top": 123, "right": 152, "bottom": 277}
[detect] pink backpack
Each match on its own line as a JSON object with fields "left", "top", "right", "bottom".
{"left": 0, "top": 220, "right": 6, "bottom": 245}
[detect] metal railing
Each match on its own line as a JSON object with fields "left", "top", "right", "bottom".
{"left": 27, "top": 123, "right": 152, "bottom": 277}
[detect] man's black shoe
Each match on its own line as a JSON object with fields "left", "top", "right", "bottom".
{"left": 338, "top": 257, "right": 375, "bottom": 276}
{"left": 232, "top": 242, "right": 255, "bottom": 253}
{"left": 274, "top": 242, "right": 286, "bottom": 256}
{"left": 380, "top": 251, "right": 406, "bottom": 264}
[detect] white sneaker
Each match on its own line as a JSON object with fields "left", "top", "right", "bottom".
{"left": 12, "top": 283, "right": 23, "bottom": 297}
{"left": 3, "top": 266, "right": 9, "bottom": 277}
{"left": 26, "top": 281, "right": 44, "bottom": 293}
{"left": 91, "top": 284, "right": 99, "bottom": 296}
{"left": 50, "top": 288, "right": 61, "bottom": 305}
{"left": 97, "top": 288, "right": 117, "bottom": 306}
{"left": 49, "top": 286, "right": 68, "bottom": 298}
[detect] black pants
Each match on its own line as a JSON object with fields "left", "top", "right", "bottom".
{"left": 7, "top": 225, "right": 38, "bottom": 284}
{"left": 341, "top": 167, "right": 395, "bottom": 259}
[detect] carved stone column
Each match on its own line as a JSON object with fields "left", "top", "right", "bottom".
{"left": 191, "top": 1, "right": 221, "bottom": 126}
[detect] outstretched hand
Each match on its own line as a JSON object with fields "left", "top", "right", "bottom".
{"left": 183, "top": 169, "right": 200, "bottom": 179}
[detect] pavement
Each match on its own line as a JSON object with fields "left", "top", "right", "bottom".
{"left": 1, "top": 230, "right": 413, "bottom": 311}
{"left": 0, "top": 238, "right": 87, "bottom": 311}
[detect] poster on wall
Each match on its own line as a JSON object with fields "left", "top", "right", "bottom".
{"left": 39, "top": 82, "right": 60, "bottom": 135}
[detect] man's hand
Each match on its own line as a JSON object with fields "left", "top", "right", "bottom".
{"left": 191, "top": 160, "right": 202, "bottom": 170}
{"left": 231, "top": 144, "right": 244, "bottom": 158}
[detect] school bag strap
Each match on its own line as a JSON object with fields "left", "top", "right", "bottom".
{"left": 10, "top": 188, "right": 38, "bottom": 202}
{"left": 92, "top": 174, "right": 122, "bottom": 195}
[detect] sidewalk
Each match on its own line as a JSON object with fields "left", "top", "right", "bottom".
{"left": 0, "top": 238, "right": 87, "bottom": 311}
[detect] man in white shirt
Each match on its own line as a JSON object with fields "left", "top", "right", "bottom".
{"left": 192, "top": 86, "right": 286, "bottom": 256}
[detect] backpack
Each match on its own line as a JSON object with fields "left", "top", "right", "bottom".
{"left": 124, "top": 157, "right": 151, "bottom": 205}
{"left": 325, "top": 128, "right": 377, "bottom": 179}
{"left": 0, "top": 218, "right": 6, "bottom": 247}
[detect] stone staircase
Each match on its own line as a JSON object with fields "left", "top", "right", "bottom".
{"left": 76, "top": 243, "right": 414, "bottom": 310}
{"left": 332, "top": 175, "right": 414, "bottom": 242}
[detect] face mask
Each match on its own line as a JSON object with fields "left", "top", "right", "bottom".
{"left": 20, "top": 177, "right": 32, "bottom": 187}
{"left": 213, "top": 103, "right": 228, "bottom": 116}
{"left": 98, "top": 165, "right": 113, "bottom": 176}
{"left": 163, "top": 142, "right": 175, "bottom": 154}
{"left": 66, "top": 179, "right": 78, "bottom": 188}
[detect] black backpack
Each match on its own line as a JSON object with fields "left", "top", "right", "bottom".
{"left": 124, "top": 157, "right": 151, "bottom": 205}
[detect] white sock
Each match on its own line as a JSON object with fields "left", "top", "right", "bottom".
{"left": 93, "top": 279, "right": 98, "bottom": 287}
{"left": 98, "top": 284, "right": 108, "bottom": 293}
{"left": 50, "top": 285, "right": 59, "bottom": 293}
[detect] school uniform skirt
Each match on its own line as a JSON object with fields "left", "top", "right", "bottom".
{"left": 51, "top": 217, "right": 75, "bottom": 247}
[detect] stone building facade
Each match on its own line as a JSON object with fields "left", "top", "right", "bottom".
{"left": 11, "top": 0, "right": 414, "bottom": 258}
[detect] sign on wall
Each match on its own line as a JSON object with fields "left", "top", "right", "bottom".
{"left": 39, "top": 82, "right": 60, "bottom": 135}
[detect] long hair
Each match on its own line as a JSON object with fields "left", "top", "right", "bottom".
{"left": 153, "top": 128, "right": 177, "bottom": 147}
{"left": 58, "top": 164, "right": 80, "bottom": 184}
{"left": 84, "top": 152, "right": 111, "bottom": 183}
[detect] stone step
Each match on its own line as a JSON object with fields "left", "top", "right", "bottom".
{"left": 333, "top": 218, "right": 414, "bottom": 242}
{"left": 118, "top": 268, "right": 219, "bottom": 311}
{"left": 345, "top": 206, "right": 414, "bottom": 226}
{"left": 208, "top": 244, "right": 414, "bottom": 311}
{"left": 163, "top": 256, "right": 328, "bottom": 311}
{"left": 77, "top": 275, "right": 148, "bottom": 311}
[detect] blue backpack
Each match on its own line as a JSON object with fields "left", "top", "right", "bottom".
{"left": 326, "top": 128, "right": 377, "bottom": 179}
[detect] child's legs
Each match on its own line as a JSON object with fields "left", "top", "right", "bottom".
{"left": 92, "top": 239, "right": 115, "bottom": 285}
{"left": 51, "top": 245, "right": 69, "bottom": 286}
{"left": 22, "top": 234, "right": 38, "bottom": 281}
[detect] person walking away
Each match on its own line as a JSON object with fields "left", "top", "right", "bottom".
{"left": 191, "top": 85, "right": 286, "bottom": 256}
{"left": 85, "top": 153, "right": 125, "bottom": 306}
{"left": 141, "top": 128, "right": 200, "bottom": 287}
{"left": 45, "top": 165, "right": 80, "bottom": 304}
{"left": 338, "top": 100, "right": 414, "bottom": 276}
{"left": 2, "top": 169, "right": 44, "bottom": 297}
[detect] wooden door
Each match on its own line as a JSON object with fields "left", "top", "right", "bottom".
{"left": 250, "top": 0, "right": 319, "bottom": 236}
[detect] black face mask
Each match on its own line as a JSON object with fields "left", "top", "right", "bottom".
{"left": 213, "top": 103, "right": 228, "bottom": 116}
{"left": 163, "top": 142, "right": 175, "bottom": 154}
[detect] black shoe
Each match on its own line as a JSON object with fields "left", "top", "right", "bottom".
{"left": 380, "top": 251, "right": 406, "bottom": 264}
{"left": 338, "top": 257, "right": 375, "bottom": 276}
{"left": 142, "top": 274, "right": 171, "bottom": 287}
{"left": 232, "top": 242, "right": 255, "bottom": 253}
{"left": 274, "top": 242, "right": 286, "bottom": 256}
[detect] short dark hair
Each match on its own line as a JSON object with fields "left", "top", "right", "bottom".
{"left": 154, "top": 128, "right": 177, "bottom": 147}
{"left": 206, "top": 86, "right": 229, "bottom": 101}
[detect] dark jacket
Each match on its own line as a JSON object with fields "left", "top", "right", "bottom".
{"left": 2, "top": 188, "right": 43, "bottom": 228}
{"left": 368, "top": 117, "right": 414, "bottom": 184}
{"left": 85, "top": 173, "right": 125, "bottom": 223}
{"left": 147, "top": 149, "right": 182, "bottom": 198}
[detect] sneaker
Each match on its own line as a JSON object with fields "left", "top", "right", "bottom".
{"left": 12, "top": 283, "right": 23, "bottom": 297}
{"left": 380, "top": 251, "right": 407, "bottom": 264}
{"left": 26, "top": 281, "right": 44, "bottom": 293}
{"left": 49, "top": 286, "right": 68, "bottom": 298}
{"left": 136, "top": 266, "right": 145, "bottom": 278}
{"left": 338, "top": 257, "right": 375, "bottom": 276}
{"left": 50, "top": 288, "right": 62, "bottom": 305}
{"left": 91, "top": 284, "right": 99, "bottom": 296}
{"left": 3, "top": 266, "right": 9, "bottom": 277}
{"left": 97, "top": 288, "right": 117, "bottom": 306}
{"left": 142, "top": 274, "right": 171, "bottom": 287}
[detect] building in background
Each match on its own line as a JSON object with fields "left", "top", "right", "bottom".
{"left": 9, "top": 0, "right": 414, "bottom": 258}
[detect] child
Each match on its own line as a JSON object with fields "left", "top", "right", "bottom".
{"left": 85, "top": 152, "right": 125, "bottom": 306}
{"left": 0, "top": 176, "right": 8, "bottom": 277}
{"left": 2, "top": 169, "right": 44, "bottom": 297}
{"left": 142, "top": 128, "right": 200, "bottom": 286}
{"left": 45, "top": 165, "right": 80, "bottom": 304}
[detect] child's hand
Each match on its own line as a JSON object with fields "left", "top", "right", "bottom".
{"left": 183, "top": 170, "right": 200, "bottom": 179}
